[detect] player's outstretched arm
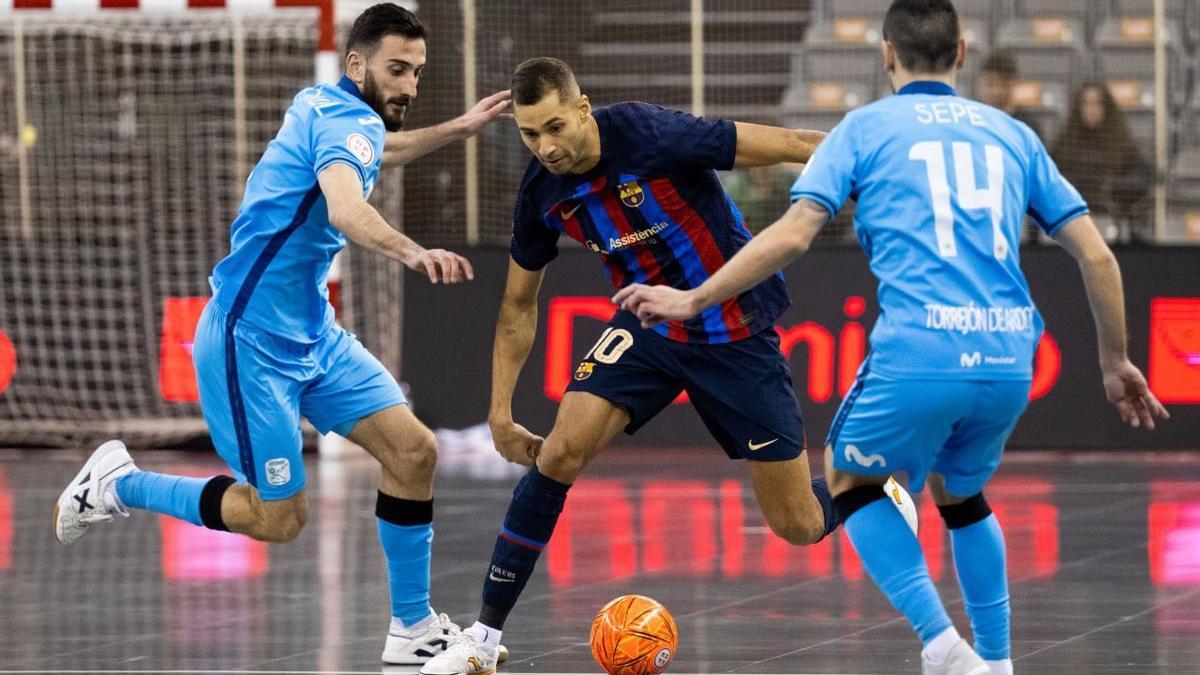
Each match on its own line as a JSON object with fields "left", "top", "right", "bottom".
{"left": 1053, "top": 215, "right": 1169, "bottom": 429}
{"left": 615, "top": 198, "right": 828, "bottom": 327}
{"left": 488, "top": 258, "right": 547, "bottom": 466}
{"left": 318, "top": 163, "right": 474, "bottom": 284}
{"left": 381, "top": 89, "right": 511, "bottom": 167}
{"left": 732, "top": 122, "right": 826, "bottom": 168}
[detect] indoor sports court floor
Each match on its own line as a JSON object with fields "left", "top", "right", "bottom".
{"left": 1, "top": 447, "right": 1198, "bottom": 674}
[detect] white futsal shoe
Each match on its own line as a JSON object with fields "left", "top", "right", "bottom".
{"left": 922, "top": 639, "right": 990, "bottom": 675}
{"left": 385, "top": 613, "right": 508, "bottom": 667}
{"left": 54, "top": 440, "right": 137, "bottom": 545}
{"left": 419, "top": 628, "right": 499, "bottom": 675}
{"left": 885, "top": 476, "right": 920, "bottom": 535}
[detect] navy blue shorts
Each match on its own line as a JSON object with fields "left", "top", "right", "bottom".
{"left": 566, "top": 311, "right": 805, "bottom": 461}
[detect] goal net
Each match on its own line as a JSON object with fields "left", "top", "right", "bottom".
{"left": 0, "top": 13, "right": 405, "bottom": 447}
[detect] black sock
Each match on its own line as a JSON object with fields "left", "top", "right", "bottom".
{"left": 478, "top": 467, "right": 570, "bottom": 630}
{"left": 811, "top": 475, "right": 837, "bottom": 541}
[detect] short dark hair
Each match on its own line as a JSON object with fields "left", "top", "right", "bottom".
{"left": 511, "top": 57, "right": 578, "bottom": 106}
{"left": 346, "top": 3, "right": 427, "bottom": 58}
{"left": 882, "top": 0, "right": 960, "bottom": 74}
{"left": 981, "top": 50, "right": 1018, "bottom": 79}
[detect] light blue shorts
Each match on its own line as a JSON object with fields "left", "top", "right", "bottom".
{"left": 192, "top": 302, "right": 407, "bottom": 500}
{"left": 826, "top": 366, "right": 1031, "bottom": 497}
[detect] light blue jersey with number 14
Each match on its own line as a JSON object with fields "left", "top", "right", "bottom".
{"left": 791, "top": 81, "right": 1088, "bottom": 380}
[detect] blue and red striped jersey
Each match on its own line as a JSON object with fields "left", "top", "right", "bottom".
{"left": 511, "top": 102, "right": 789, "bottom": 344}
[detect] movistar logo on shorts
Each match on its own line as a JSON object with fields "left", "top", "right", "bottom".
{"left": 609, "top": 222, "right": 670, "bottom": 251}
{"left": 924, "top": 303, "right": 1036, "bottom": 335}
{"left": 844, "top": 444, "right": 886, "bottom": 468}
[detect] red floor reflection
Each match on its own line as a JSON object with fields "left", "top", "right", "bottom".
{"left": 1149, "top": 481, "right": 1200, "bottom": 586}
{"left": 547, "top": 474, "right": 1066, "bottom": 586}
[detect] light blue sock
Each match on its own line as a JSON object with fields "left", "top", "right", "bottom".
{"left": 377, "top": 518, "right": 434, "bottom": 626}
{"left": 950, "top": 514, "right": 1010, "bottom": 660}
{"left": 114, "top": 471, "right": 207, "bottom": 527}
{"left": 846, "top": 498, "right": 953, "bottom": 644}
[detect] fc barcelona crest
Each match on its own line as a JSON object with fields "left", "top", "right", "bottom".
{"left": 574, "top": 362, "right": 595, "bottom": 381}
{"left": 618, "top": 181, "right": 645, "bottom": 208}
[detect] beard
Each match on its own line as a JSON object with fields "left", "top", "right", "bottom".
{"left": 362, "top": 70, "right": 410, "bottom": 132}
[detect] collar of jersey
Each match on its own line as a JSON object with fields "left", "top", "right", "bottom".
{"left": 897, "top": 81, "right": 956, "bottom": 97}
{"left": 337, "top": 75, "right": 367, "bottom": 102}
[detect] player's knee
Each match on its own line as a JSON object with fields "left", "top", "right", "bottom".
{"left": 254, "top": 491, "right": 309, "bottom": 543}
{"left": 762, "top": 499, "right": 825, "bottom": 546}
{"left": 400, "top": 426, "right": 438, "bottom": 476}
{"left": 378, "top": 424, "right": 437, "bottom": 480}
{"left": 936, "top": 492, "right": 991, "bottom": 529}
{"left": 537, "top": 434, "right": 591, "bottom": 481}
{"left": 767, "top": 513, "right": 825, "bottom": 546}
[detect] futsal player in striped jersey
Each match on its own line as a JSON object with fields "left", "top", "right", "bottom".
{"left": 53, "top": 4, "right": 511, "bottom": 666}
{"left": 421, "top": 57, "right": 917, "bottom": 675}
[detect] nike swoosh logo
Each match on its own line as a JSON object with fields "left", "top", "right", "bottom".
{"left": 747, "top": 438, "right": 779, "bottom": 451}
{"left": 560, "top": 203, "right": 582, "bottom": 220}
{"left": 488, "top": 573, "right": 515, "bottom": 583}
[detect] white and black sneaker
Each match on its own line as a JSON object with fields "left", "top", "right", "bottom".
{"left": 54, "top": 440, "right": 137, "bottom": 545}
{"left": 383, "top": 613, "right": 509, "bottom": 666}
{"left": 383, "top": 612, "right": 462, "bottom": 665}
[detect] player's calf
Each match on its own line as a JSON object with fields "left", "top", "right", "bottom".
{"left": 223, "top": 486, "right": 309, "bottom": 543}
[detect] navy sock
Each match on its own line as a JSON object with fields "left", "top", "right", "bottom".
{"left": 811, "top": 476, "right": 838, "bottom": 540}
{"left": 478, "top": 467, "right": 570, "bottom": 630}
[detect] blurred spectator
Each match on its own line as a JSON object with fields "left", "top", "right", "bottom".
{"left": 978, "top": 50, "right": 1045, "bottom": 141}
{"left": 723, "top": 165, "right": 798, "bottom": 234}
{"left": 1051, "top": 82, "right": 1153, "bottom": 243}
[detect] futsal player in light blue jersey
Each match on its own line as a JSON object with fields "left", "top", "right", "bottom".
{"left": 617, "top": 1, "right": 1168, "bottom": 673}
{"left": 54, "top": 4, "right": 512, "bottom": 665}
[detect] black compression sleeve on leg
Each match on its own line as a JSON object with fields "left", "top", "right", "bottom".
{"left": 376, "top": 492, "right": 434, "bottom": 526}
{"left": 937, "top": 493, "right": 992, "bottom": 530}
{"left": 832, "top": 484, "right": 889, "bottom": 525}
{"left": 199, "top": 475, "right": 237, "bottom": 532}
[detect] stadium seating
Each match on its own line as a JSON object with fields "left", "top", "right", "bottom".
{"left": 800, "top": 17, "right": 884, "bottom": 94}
{"left": 996, "top": 17, "right": 1088, "bottom": 92}
{"left": 1094, "top": 17, "right": 1184, "bottom": 106}
{"left": 1107, "top": 79, "right": 1159, "bottom": 148}
{"left": 1008, "top": 79, "right": 1070, "bottom": 142}
{"left": 780, "top": 80, "right": 872, "bottom": 133}
{"left": 1016, "top": 0, "right": 1099, "bottom": 35}
{"left": 826, "top": 0, "right": 1005, "bottom": 27}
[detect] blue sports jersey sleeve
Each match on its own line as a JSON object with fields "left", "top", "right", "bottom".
{"left": 1024, "top": 130, "right": 1089, "bottom": 236}
{"left": 310, "top": 103, "right": 385, "bottom": 187}
{"left": 788, "top": 118, "right": 858, "bottom": 218}
{"left": 615, "top": 102, "right": 737, "bottom": 172}
{"left": 510, "top": 180, "right": 560, "bottom": 270}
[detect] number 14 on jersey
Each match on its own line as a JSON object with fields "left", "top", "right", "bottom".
{"left": 909, "top": 141, "right": 1009, "bottom": 261}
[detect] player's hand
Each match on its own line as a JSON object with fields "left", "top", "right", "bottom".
{"left": 490, "top": 420, "right": 544, "bottom": 467}
{"left": 1101, "top": 359, "right": 1169, "bottom": 430}
{"left": 407, "top": 248, "right": 475, "bottom": 284}
{"left": 459, "top": 90, "right": 512, "bottom": 138}
{"left": 612, "top": 283, "right": 704, "bottom": 328}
